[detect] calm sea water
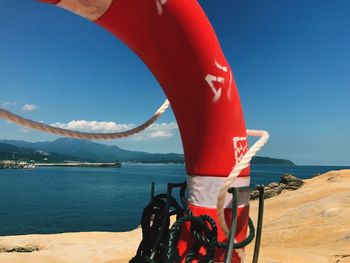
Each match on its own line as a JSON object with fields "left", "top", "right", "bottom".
{"left": 0, "top": 164, "right": 348, "bottom": 236}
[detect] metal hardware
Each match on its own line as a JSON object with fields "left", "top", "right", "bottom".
{"left": 224, "top": 185, "right": 265, "bottom": 263}
{"left": 149, "top": 182, "right": 186, "bottom": 261}
{"left": 150, "top": 182, "right": 155, "bottom": 202}
{"left": 252, "top": 185, "right": 265, "bottom": 263}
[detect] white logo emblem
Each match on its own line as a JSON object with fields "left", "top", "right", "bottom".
{"left": 205, "top": 62, "right": 228, "bottom": 102}
{"left": 233, "top": 137, "right": 248, "bottom": 164}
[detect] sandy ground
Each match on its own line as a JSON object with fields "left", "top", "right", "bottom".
{"left": 0, "top": 170, "right": 349, "bottom": 263}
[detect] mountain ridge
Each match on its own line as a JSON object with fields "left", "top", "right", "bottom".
{"left": 0, "top": 138, "right": 295, "bottom": 165}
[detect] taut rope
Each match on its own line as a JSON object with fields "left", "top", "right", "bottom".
{"left": 0, "top": 100, "right": 170, "bottom": 140}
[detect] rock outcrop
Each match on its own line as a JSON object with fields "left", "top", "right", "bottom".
{"left": 0, "top": 246, "right": 40, "bottom": 253}
{"left": 245, "top": 169, "right": 350, "bottom": 263}
{"left": 250, "top": 174, "right": 304, "bottom": 200}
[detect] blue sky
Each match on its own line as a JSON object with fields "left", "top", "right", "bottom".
{"left": 0, "top": 0, "right": 349, "bottom": 165}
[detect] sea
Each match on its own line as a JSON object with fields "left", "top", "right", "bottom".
{"left": 0, "top": 164, "right": 348, "bottom": 236}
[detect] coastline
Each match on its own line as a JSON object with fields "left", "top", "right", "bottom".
{"left": 35, "top": 162, "right": 121, "bottom": 168}
{"left": 0, "top": 170, "right": 349, "bottom": 263}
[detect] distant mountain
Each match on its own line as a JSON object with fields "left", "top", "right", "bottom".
{"left": 0, "top": 138, "right": 184, "bottom": 163}
{"left": 251, "top": 156, "right": 295, "bottom": 165}
{"left": 0, "top": 138, "right": 295, "bottom": 165}
{"left": 0, "top": 142, "right": 89, "bottom": 163}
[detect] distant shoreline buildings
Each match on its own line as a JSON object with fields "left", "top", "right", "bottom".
{"left": 0, "top": 160, "right": 121, "bottom": 169}
{"left": 0, "top": 160, "right": 35, "bottom": 169}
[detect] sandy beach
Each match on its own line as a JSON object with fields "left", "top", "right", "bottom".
{"left": 0, "top": 170, "right": 349, "bottom": 263}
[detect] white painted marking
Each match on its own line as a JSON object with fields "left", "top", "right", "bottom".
{"left": 233, "top": 137, "right": 248, "bottom": 164}
{"left": 156, "top": 0, "right": 167, "bottom": 15}
{"left": 227, "top": 71, "right": 233, "bottom": 100}
{"left": 206, "top": 61, "right": 231, "bottom": 102}
{"left": 205, "top": 74, "right": 222, "bottom": 102}
{"left": 217, "top": 77, "right": 225, "bottom": 83}
{"left": 215, "top": 61, "right": 228, "bottom": 72}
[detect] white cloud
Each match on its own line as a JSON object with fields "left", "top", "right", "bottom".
{"left": 22, "top": 104, "right": 40, "bottom": 112}
{"left": 133, "top": 122, "right": 178, "bottom": 140}
{"left": 19, "top": 128, "right": 31, "bottom": 133}
{"left": 50, "top": 120, "right": 178, "bottom": 140}
{"left": 51, "top": 120, "right": 134, "bottom": 132}
{"left": 0, "top": 101, "right": 16, "bottom": 108}
{"left": 149, "top": 130, "right": 173, "bottom": 138}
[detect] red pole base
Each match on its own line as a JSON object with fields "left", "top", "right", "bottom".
{"left": 177, "top": 204, "right": 249, "bottom": 262}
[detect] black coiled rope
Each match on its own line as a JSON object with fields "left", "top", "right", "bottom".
{"left": 130, "top": 182, "right": 255, "bottom": 263}
{"left": 129, "top": 193, "right": 183, "bottom": 263}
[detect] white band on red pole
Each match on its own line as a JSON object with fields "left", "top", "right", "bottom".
{"left": 187, "top": 175, "right": 250, "bottom": 208}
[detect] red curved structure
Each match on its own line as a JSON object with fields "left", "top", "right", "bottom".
{"left": 39, "top": 0, "right": 250, "bottom": 261}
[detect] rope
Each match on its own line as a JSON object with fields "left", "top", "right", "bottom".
{"left": 165, "top": 184, "right": 256, "bottom": 263}
{"left": 217, "top": 130, "right": 269, "bottom": 237}
{"left": 0, "top": 100, "right": 170, "bottom": 140}
{"left": 130, "top": 193, "right": 183, "bottom": 263}
{"left": 131, "top": 182, "right": 256, "bottom": 262}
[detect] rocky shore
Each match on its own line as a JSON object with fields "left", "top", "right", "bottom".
{"left": 250, "top": 173, "right": 305, "bottom": 200}
{"left": 245, "top": 169, "right": 350, "bottom": 263}
{"left": 0, "top": 170, "right": 349, "bottom": 263}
